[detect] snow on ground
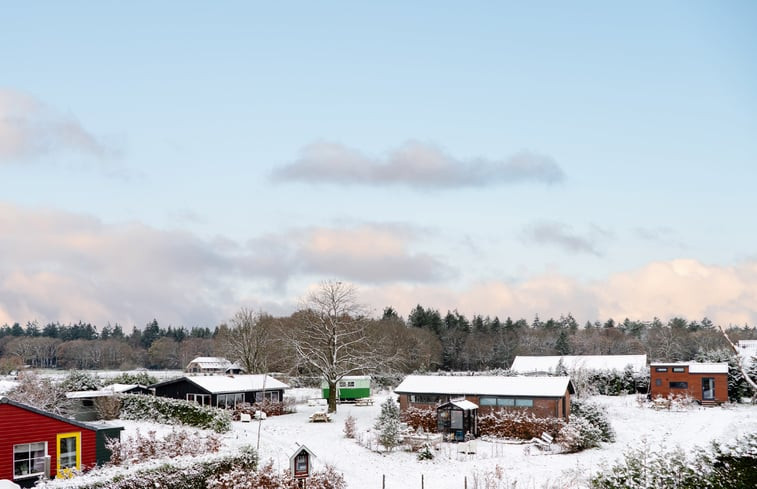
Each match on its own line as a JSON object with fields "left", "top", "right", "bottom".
{"left": 220, "top": 390, "right": 757, "bottom": 489}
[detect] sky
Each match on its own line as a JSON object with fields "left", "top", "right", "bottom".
{"left": 1, "top": 1, "right": 756, "bottom": 330}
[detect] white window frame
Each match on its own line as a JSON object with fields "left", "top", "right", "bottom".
{"left": 186, "top": 393, "right": 210, "bottom": 405}
{"left": 13, "top": 441, "right": 47, "bottom": 480}
{"left": 217, "top": 393, "right": 245, "bottom": 409}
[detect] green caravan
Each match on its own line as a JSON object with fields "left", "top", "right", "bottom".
{"left": 321, "top": 376, "right": 372, "bottom": 401}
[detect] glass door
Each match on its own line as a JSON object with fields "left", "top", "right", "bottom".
{"left": 702, "top": 377, "right": 715, "bottom": 400}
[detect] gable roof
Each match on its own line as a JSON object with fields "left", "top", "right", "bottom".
{"left": 186, "top": 356, "right": 241, "bottom": 370}
{"left": 0, "top": 396, "right": 123, "bottom": 432}
{"left": 511, "top": 355, "right": 647, "bottom": 373}
{"left": 152, "top": 374, "right": 289, "bottom": 393}
{"left": 440, "top": 399, "right": 479, "bottom": 410}
{"left": 394, "top": 375, "right": 574, "bottom": 397}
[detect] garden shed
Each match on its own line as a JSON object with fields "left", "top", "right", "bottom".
{"left": 436, "top": 399, "right": 478, "bottom": 441}
{"left": 0, "top": 397, "right": 122, "bottom": 487}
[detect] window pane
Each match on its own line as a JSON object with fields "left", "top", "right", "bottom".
{"left": 498, "top": 398, "right": 515, "bottom": 406}
{"left": 515, "top": 399, "right": 533, "bottom": 407}
{"left": 479, "top": 397, "right": 496, "bottom": 406}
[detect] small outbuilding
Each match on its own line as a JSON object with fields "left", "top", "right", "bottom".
{"left": 320, "top": 376, "right": 371, "bottom": 402}
{"left": 0, "top": 397, "right": 122, "bottom": 487}
{"left": 151, "top": 374, "right": 289, "bottom": 408}
{"left": 185, "top": 357, "right": 244, "bottom": 375}
{"left": 650, "top": 362, "right": 729, "bottom": 404}
{"left": 289, "top": 443, "right": 317, "bottom": 480}
{"left": 66, "top": 384, "right": 150, "bottom": 421}
{"left": 437, "top": 399, "right": 479, "bottom": 441}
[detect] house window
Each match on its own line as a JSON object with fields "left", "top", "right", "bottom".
{"left": 56, "top": 432, "right": 81, "bottom": 477}
{"left": 13, "top": 442, "right": 47, "bottom": 479}
{"left": 672, "top": 367, "right": 685, "bottom": 373}
{"left": 514, "top": 399, "right": 534, "bottom": 407}
{"left": 655, "top": 367, "right": 668, "bottom": 372}
{"left": 409, "top": 394, "right": 446, "bottom": 404}
{"left": 669, "top": 381, "right": 688, "bottom": 389}
{"left": 498, "top": 398, "right": 516, "bottom": 407}
{"left": 186, "top": 393, "right": 210, "bottom": 405}
{"left": 479, "top": 396, "right": 497, "bottom": 406}
{"left": 255, "top": 391, "right": 280, "bottom": 402}
{"left": 217, "top": 393, "right": 245, "bottom": 409}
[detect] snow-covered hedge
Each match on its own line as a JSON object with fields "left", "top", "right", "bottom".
{"left": 104, "top": 371, "right": 158, "bottom": 386}
{"left": 478, "top": 410, "right": 563, "bottom": 439}
{"left": 591, "top": 432, "right": 757, "bottom": 489}
{"left": 400, "top": 406, "right": 437, "bottom": 433}
{"left": 60, "top": 370, "right": 103, "bottom": 391}
{"left": 207, "top": 460, "right": 346, "bottom": 489}
{"left": 569, "top": 398, "right": 615, "bottom": 443}
{"left": 120, "top": 394, "right": 231, "bottom": 433}
{"left": 107, "top": 428, "right": 223, "bottom": 465}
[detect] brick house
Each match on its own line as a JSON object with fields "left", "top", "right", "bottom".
{"left": 394, "top": 375, "right": 574, "bottom": 420}
{"left": 0, "top": 397, "right": 122, "bottom": 487}
{"left": 649, "top": 362, "right": 729, "bottom": 404}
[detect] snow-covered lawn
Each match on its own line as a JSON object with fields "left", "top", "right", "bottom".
{"left": 217, "top": 391, "right": 757, "bottom": 488}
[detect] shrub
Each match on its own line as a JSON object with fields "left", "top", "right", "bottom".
{"left": 231, "top": 399, "right": 294, "bottom": 419}
{"left": 106, "top": 428, "right": 223, "bottom": 465}
{"left": 570, "top": 398, "right": 615, "bottom": 443}
{"left": 104, "top": 371, "right": 159, "bottom": 386}
{"left": 478, "top": 410, "right": 563, "bottom": 439}
{"left": 400, "top": 406, "right": 437, "bottom": 432}
{"left": 417, "top": 443, "right": 434, "bottom": 461}
{"left": 343, "top": 415, "right": 356, "bottom": 438}
{"left": 60, "top": 370, "right": 103, "bottom": 392}
{"left": 557, "top": 416, "right": 603, "bottom": 453}
{"left": 207, "top": 460, "right": 346, "bottom": 489}
{"left": 120, "top": 394, "right": 231, "bottom": 433}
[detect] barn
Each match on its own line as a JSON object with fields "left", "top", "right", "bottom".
{"left": 151, "top": 374, "right": 289, "bottom": 408}
{"left": 0, "top": 397, "right": 122, "bottom": 487}
{"left": 394, "top": 375, "right": 574, "bottom": 420}
{"left": 649, "top": 362, "right": 729, "bottom": 405}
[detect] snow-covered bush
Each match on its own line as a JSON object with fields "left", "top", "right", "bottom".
{"left": 207, "top": 459, "right": 346, "bottom": 489}
{"left": 104, "top": 371, "right": 158, "bottom": 386}
{"left": 106, "top": 428, "right": 223, "bottom": 465}
{"left": 60, "top": 370, "right": 103, "bottom": 392}
{"left": 557, "top": 416, "right": 603, "bottom": 453}
{"left": 417, "top": 442, "right": 434, "bottom": 461}
{"left": 343, "top": 414, "right": 356, "bottom": 438}
{"left": 400, "top": 406, "right": 437, "bottom": 432}
{"left": 120, "top": 394, "right": 231, "bottom": 433}
{"left": 570, "top": 398, "right": 615, "bottom": 443}
{"left": 231, "top": 399, "right": 294, "bottom": 419}
{"left": 5, "top": 370, "right": 69, "bottom": 414}
{"left": 374, "top": 397, "right": 401, "bottom": 451}
{"left": 478, "top": 410, "right": 563, "bottom": 439}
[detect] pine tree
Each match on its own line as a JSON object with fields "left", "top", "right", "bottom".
{"left": 374, "top": 397, "right": 401, "bottom": 452}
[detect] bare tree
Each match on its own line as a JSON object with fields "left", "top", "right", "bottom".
{"left": 217, "top": 308, "right": 276, "bottom": 374}
{"left": 290, "top": 280, "right": 393, "bottom": 413}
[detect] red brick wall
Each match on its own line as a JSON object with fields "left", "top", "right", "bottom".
{"left": 397, "top": 392, "right": 570, "bottom": 420}
{"left": 650, "top": 366, "right": 728, "bottom": 402}
{"left": 0, "top": 404, "right": 97, "bottom": 481}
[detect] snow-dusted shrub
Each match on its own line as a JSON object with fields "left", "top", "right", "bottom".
{"left": 570, "top": 398, "right": 615, "bottom": 443}
{"left": 699, "top": 431, "right": 757, "bottom": 489}
{"left": 207, "top": 459, "right": 346, "bottom": 489}
{"left": 400, "top": 406, "right": 437, "bottom": 432}
{"left": 231, "top": 399, "right": 293, "bottom": 419}
{"left": 106, "top": 428, "right": 222, "bottom": 465}
{"left": 60, "top": 370, "right": 103, "bottom": 392}
{"left": 120, "top": 394, "right": 231, "bottom": 432}
{"left": 478, "top": 410, "right": 563, "bottom": 439}
{"left": 374, "top": 397, "right": 401, "bottom": 451}
{"left": 557, "top": 416, "right": 603, "bottom": 453}
{"left": 417, "top": 442, "right": 434, "bottom": 461}
{"left": 343, "top": 414, "right": 356, "bottom": 438}
{"left": 104, "top": 371, "right": 158, "bottom": 386}
{"left": 94, "top": 395, "right": 122, "bottom": 420}
{"left": 5, "top": 370, "right": 69, "bottom": 414}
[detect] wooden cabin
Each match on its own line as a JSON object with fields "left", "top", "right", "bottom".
{"left": 320, "top": 376, "right": 371, "bottom": 402}
{"left": 437, "top": 399, "right": 479, "bottom": 440}
{"left": 185, "top": 356, "right": 244, "bottom": 374}
{"left": 395, "top": 375, "right": 574, "bottom": 421}
{"left": 0, "top": 397, "right": 122, "bottom": 487}
{"left": 649, "top": 362, "right": 729, "bottom": 404}
{"left": 151, "top": 374, "right": 289, "bottom": 408}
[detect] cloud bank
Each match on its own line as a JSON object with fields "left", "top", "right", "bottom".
{"left": 272, "top": 141, "right": 565, "bottom": 188}
{"left": 1, "top": 203, "right": 755, "bottom": 329}
{"left": 0, "top": 89, "right": 109, "bottom": 163}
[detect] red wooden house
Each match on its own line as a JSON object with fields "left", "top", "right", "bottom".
{"left": 0, "top": 397, "right": 122, "bottom": 487}
{"left": 649, "top": 362, "right": 729, "bottom": 405}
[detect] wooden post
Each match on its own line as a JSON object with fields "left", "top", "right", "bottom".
{"left": 464, "top": 475, "right": 467, "bottom": 489}
{"left": 421, "top": 474, "right": 424, "bottom": 489}
{"left": 382, "top": 474, "right": 385, "bottom": 489}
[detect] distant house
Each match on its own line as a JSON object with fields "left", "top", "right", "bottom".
{"left": 510, "top": 355, "right": 647, "bottom": 374}
{"left": 649, "top": 362, "right": 729, "bottom": 404}
{"left": 65, "top": 384, "right": 150, "bottom": 421}
{"left": 185, "top": 357, "right": 244, "bottom": 374}
{"left": 151, "top": 375, "right": 289, "bottom": 408}
{"left": 394, "top": 375, "right": 574, "bottom": 420}
{"left": 0, "top": 397, "right": 122, "bottom": 487}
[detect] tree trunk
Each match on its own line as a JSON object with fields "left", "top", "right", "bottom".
{"left": 328, "top": 380, "right": 338, "bottom": 413}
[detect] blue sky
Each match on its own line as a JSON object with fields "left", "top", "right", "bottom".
{"left": 1, "top": 1, "right": 756, "bottom": 329}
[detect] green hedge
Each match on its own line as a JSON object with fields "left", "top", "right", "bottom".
{"left": 120, "top": 394, "right": 231, "bottom": 433}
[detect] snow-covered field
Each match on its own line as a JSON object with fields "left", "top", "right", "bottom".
{"left": 228, "top": 389, "right": 757, "bottom": 488}
{"left": 3, "top": 378, "right": 756, "bottom": 488}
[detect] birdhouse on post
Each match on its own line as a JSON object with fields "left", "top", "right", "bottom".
{"left": 289, "top": 443, "right": 317, "bottom": 484}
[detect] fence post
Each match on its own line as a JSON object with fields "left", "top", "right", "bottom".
{"left": 421, "top": 474, "right": 424, "bottom": 489}
{"left": 382, "top": 474, "right": 385, "bottom": 489}
{"left": 464, "top": 475, "right": 467, "bottom": 489}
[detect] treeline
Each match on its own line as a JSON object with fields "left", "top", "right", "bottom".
{"left": 1, "top": 310, "right": 755, "bottom": 374}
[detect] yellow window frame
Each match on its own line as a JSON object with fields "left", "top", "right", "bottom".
{"left": 56, "top": 432, "right": 81, "bottom": 478}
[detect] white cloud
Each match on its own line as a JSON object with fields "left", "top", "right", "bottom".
{"left": 0, "top": 88, "right": 109, "bottom": 163}
{"left": 522, "top": 220, "right": 609, "bottom": 256}
{"left": 272, "top": 140, "right": 565, "bottom": 188}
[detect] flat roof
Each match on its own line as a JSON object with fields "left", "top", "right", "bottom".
{"left": 395, "top": 375, "right": 573, "bottom": 397}
{"left": 650, "top": 362, "right": 729, "bottom": 373}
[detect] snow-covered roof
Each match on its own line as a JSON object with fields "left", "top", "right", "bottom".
{"left": 446, "top": 399, "right": 479, "bottom": 410}
{"left": 511, "top": 355, "right": 647, "bottom": 373}
{"left": 394, "top": 375, "right": 573, "bottom": 397}
{"left": 66, "top": 384, "right": 146, "bottom": 399}
{"left": 650, "top": 362, "right": 729, "bottom": 374}
{"left": 185, "top": 374, "right": 289, "bottom": 393}
{"left": 186, "top": 357, "right": 238, "bottom": 369}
